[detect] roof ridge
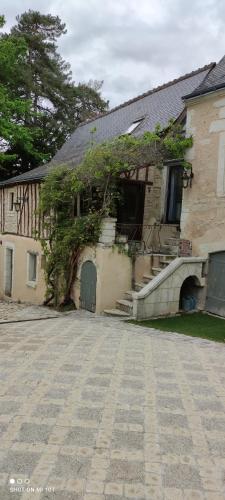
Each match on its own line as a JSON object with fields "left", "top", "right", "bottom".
{"left": 78, "top": 62, "right": 215, "bottom": 128}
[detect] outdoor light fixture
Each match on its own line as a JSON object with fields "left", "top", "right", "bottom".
{"left": 182, "top": 166, "right": 194, "bottom": 188}
{"left": 13, "top": 196, "right": 28, "bottom": 212}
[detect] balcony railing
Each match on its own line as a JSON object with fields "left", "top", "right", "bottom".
{"left": 116, "top": 222, "right": 180, "bottom": 253}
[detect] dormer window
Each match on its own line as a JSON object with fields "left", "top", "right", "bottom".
{"left": 123, "top": 118, "right": 144, "bottom": 135}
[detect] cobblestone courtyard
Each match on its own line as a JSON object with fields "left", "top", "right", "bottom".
{"left": 0, "top": 312, "right": 225, "bottom": 499}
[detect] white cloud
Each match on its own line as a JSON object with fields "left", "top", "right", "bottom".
{"left": 1, "top": 0, "right": 225, "bottom": 106}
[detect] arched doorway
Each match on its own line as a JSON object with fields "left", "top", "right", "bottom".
{"left": 80, "top": 260, "right": 97, "bottom": 312}
{"left": 179, "top": 275, "right": 200, "bottom": 312}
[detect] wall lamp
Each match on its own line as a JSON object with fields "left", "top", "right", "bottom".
{"left": 14, "top": 196, "right": 28, "bottom": 212}
{"left": 182, "top": 166, "right": 194, "bottom": 189}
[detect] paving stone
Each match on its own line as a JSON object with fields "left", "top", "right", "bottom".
{"left": 0, "top": 423, "right": 8, "bottom": 436}
{"left": 41, "top": 491, "right": 82, "bottom": 500}
{"left": 0, "top": 451, "right": 41, "bottom": 475}
{"left": 115, "top": 409, "right": 144, "bottom": 425}
{"left": 44, "top": 387, "right": 70, "bottom": 400}
{"left": 107, "top": 460, "right": 144, "bottom": 482}
{"left": 157, "top": 383, "right": 180, "bottom": 393}
{"left": 32, "top": 404, "right": 62, "bottom": 419}
{"left": 118, "top": 392, "right": 144, "bottom": 406}
{"left": 207, "top": 439, "right": 225, "bottom": 457}
{"left": 86, "top": 377, "right": 110, "bottom": 387}
{"left": 52, "top": 454, "right": 90, "bottom": 478}
{"left": 112, "top": 430, "right": 144, "bottom": 450}
{"left": 163, "top": 464, "right": 202, "bottom": 489}
{"left": 0, "top": 487, "right": 22, "bottom": 499}
{"left": 60, "top": 364, "right": 81, "bottom": 373}
{"left": 183, "top": 363, "right": 203, "bottom": 372}
{"left": 157, "top": 396, "right": 184, "bottom": 411}
{"left": 190, "top": 385, "right": 214, "bottom": 396}
{"left": 201, "top": 417, "right": 225, "bottom": 432}
{"left": 0, "top": 401, "right": 20, "bottom": 415}
{"left": 77, "top": 407, "right": 103, "bottom": 423}
{"left": 195, "top": 400, "right": 224, "bottom": 412}
{"left": 16, "top": 423, "right": 52, "bottom": 443}
{"left": 159, "top": 434, "right": 193, "bottom": 455}
{"left": 64, "top": 426, "right": 97, "bottom": 447}
{"left": 81, "top": 391, "right": 106, "bottom": 403}
{"left": 155, "top": 371, "right": 176, "bottom": 379}
{"left": 92, "top": 367, "right": 113, "bottom": 375}
{"left": 121, "top": 379, "right": 144, "bottom": 390}
{"left": 158, "top": 412, "right": 188, "bottom": 429}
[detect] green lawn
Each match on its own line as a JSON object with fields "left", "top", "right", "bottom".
{"left": 129, "top": 313, "right": 225, "bottom": 343}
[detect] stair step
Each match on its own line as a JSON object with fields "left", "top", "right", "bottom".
{"left": 124, "top": 290, "right": 134, "bottom": 301}
{"left": 134, "top": 282, "right": 145, "bottom": 291}
{"left": 143, "top": 274, "right": 155, "bottom": 283}
{"left": 104, "top": 308, "right": 130, "bottom": 317}
{"left": 159, "top": 254, "right": 176, "bottom": 261}
{"left": 160, "top": 245, "right": 179, "bottom": 255}
{"left": 116, "top": 299, "right": 133, "bottom": 314}
{"left": 152, "top": 267, "right": 162, "bottom": 275}
{"left": 167, "top": 238, "right": 180, "bottom": 245}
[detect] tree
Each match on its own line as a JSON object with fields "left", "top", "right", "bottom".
{"left": 6, "top": 10, "right": 108, "bottom": 175}
{"left": 0, "top": 17, "right": 46, "bottom": 176}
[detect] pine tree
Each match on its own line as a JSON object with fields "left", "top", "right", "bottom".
{"left": 7, "top": 10, "right": 108, "bottom": 175}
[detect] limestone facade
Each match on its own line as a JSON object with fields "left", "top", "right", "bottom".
{"left": 181, "top": 89, "right": 225, "bottom": 257}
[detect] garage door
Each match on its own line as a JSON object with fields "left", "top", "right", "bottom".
{"left": 206, "top": 251, "right": 225, "bottom": 317}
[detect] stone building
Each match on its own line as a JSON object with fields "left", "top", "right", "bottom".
{"left": 0, "top": 58, "right": 225, "bottom": 319}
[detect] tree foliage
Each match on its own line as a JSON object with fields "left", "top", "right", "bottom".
{"left": 0, "top": 17, "right": 45, "bottom": 174}
{"left": 37, "top": 123, "right": 192, "bottom": 307}
{"left": 0, "top": 11, "right": 108, "bottom": 179}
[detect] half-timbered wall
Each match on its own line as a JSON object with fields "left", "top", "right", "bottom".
{"left": 0, "top": 182, "right": 42, "bottom": 237}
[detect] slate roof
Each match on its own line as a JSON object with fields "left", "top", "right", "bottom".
{"left": 184, "top": 56, "right": 225, "bottom": 100}
{"left": 1, "top": 62, "right": 214, "bottom": 187}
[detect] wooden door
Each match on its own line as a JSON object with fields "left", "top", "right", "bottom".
{"left": 80, "top": 260, "right": 97, "bottom": 312}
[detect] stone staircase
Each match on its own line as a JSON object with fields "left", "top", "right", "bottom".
{"left": 104, "top": 252, "right": 177, "bottom": 318}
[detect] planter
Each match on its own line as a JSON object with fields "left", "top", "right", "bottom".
{"left": 99, "top": 217, "right": 117, "bottom": 246}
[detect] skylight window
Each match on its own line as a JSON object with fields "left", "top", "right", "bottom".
{"left": 124, "top": 118, "right": 143, "bottom": 135}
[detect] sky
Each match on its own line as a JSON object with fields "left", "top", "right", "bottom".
{"left": 2, "top": 0, "right": 225, "bottom": 108}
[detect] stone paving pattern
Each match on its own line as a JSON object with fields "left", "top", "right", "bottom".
{"left": 0, "top": 300, "right": 61, "bottom": 322}
{"left": 0, "top": 312, "right": 224, "bottom": 499}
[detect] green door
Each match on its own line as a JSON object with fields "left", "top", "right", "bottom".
{"left": 80, "top": 260, "right": 97, "bottom": 312}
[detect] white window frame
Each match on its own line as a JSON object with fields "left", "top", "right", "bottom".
{"left": 123, "top": 118, "right": 143, "bottom": 135}
{"left": 27, "top": 251, "right": 38, "bottom": 288}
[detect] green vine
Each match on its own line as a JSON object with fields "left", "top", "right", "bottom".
{"left": 37, "top": 122, "right": 193, "bottom": 307}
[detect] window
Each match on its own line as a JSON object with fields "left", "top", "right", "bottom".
{"left": 123, "top": 118, "right": 143, "bottom": 135}
{"left": 9, "top": 192, "right": 14, "bottom": 211}
{"left": 28, "top": 252, "right": 37, "bottom": 283}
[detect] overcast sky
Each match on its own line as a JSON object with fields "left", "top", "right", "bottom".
{"left": 2, "top": 0, "right": 225, "bottom": 107}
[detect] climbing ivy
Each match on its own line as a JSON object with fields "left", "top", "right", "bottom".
{"left": 37, "top": 122, "right": 193, "bottom": 307}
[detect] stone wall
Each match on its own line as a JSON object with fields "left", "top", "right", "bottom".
{"left": 181, "top": 90, "right": 225, "bottom": 257}
{"left": 72, "top": 243, "right": 132, "bottom": 313}
{"left": 133, "top": 257, "right": 206, "bottom": 320}
{"left": 0, "top": 234, "right": 46, "bottom": 304}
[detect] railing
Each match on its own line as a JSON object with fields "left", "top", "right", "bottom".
{"left": 116, "top": 223, "right": 180, "bottom": 253}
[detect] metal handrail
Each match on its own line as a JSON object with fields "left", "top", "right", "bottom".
{"left": 116, "top": 222, "right": 180, "bottom": 253}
